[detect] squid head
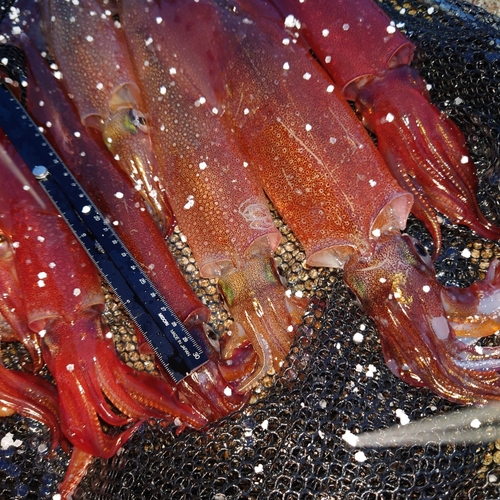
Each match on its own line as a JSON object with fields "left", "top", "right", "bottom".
{"left": 343, "top": 232, "right": 500, "bottom": 404}
{"left": 218, "top": 245, "right": 308, "bottom": 392}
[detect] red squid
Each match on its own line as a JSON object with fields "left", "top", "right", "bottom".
{"left": 0, "top": 129, "right": 210, "bottom": 498}
{"left": 0, "top": 229, "right": 61, "bottom": 450}
{"left": 117, "top": 0, "right": 309, "bottom": 391}
{"left": 179, "top": 0, "right": 500, "bottom": 405}
{"left": 19, "top": 33, "right": 249, "bottom": 421}
{"left": 0, "top": 147, "right": 62, "bottom": 450}
{"left": 270, "top": 0, "right": 500, "bottom": 259}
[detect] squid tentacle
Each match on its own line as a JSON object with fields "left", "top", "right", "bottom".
{"left": 355, "top": 67, "right": 500, "bottom": 255}
{"left": 0, "top": 361, "right": 61, "bottom": 451}
{"left": 441, "top": 258, "right": 500, "bottom": 338}
{"left": 344, "top": 234, "right": 500, "bottom": 405}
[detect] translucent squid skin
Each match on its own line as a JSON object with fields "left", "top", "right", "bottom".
{"left": 20, "top": 34, "right": 248, "bottom": 422}
{"left": 270, "top": 0, "right": 500, "bottom": 259}
{"left": 42, "top": 0, "right": 172, "bottom": 234}
{"left": 197, "top": 0, "right": 500, "bottom": 404}
{"left": 118, "top": 0, "right": 308, "bottom": 391}
{"left": 0, "top": 131, "right": 211, "bottom": 499}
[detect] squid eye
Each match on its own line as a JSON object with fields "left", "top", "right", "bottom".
{"left": 413, "top": 241, "right": 428, "bottom": 257}
{"left": 129, "top": 109, "right": 149, "bottom": 133}
{"left": 218, "top": 278, "right": 235, "bottom": 308}
{"left": 0, "top": 234, "right": 12, "bottom": 259}
{"left": 409, "top": 237, "right": 433, "bottom": 268}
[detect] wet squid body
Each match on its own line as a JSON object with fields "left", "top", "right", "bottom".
{"left": 115, "top": 0, "right": 500, "bottom": 403}
{"left": 0, "top": 0, "right": 500, "bottom": 498}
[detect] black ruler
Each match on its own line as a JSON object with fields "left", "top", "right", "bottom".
{"left": 0, "top": 84, "right": 207, "bottom": 382}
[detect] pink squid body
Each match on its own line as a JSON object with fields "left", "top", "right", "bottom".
{"left": 119, "top": 0, "right": 308, "bottom": 390}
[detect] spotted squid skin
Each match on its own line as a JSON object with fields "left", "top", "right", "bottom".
{"left": 20, "top": 34, "right": 248, "bottom": 420}
{"left": 118, "top": 0, "right": 282, "bottom": 274}
{"left": 43, "top": 0, "right": 171, "bottom": 234}
{"left": 270, "top": 0, "right": 415, "bottom": 99}
{"left": 270, "top": 0, "right": 500, "bottom": 258}
{"left": 213, "top": 0, "right": 412, "bottom": 267}
{"left": 119, "top": 0, "right": 308, "bottom": 390}
{"left": 197, "top": 0, "right": 500, "bottom": 404}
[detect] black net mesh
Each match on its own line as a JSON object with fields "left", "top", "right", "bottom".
{"left": 1, "top": 0, "right": 500, "bottom": 499}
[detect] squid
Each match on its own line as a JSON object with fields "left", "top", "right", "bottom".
{"left": 19, "top": 33, "right": 248, "bottom": 420}
{"left": 270, "top": 0, "right": 500, "bottom": 259}
{"left": 0, "top": 0, "right": 499, "bottom": 496}
{"left": 174, "top": 0, "right": 500, "bottom": 405}
{"left": 117, "top": 0, "right": 308, "bottom": 391}
{"left": 0, "top": 176, "right": 62, "bottom": 448}
{"left": 0, "top": 130, "right": 210, "bottom": 498}
{"left": 42, "top": 0, "right": 172, "bottom": 234}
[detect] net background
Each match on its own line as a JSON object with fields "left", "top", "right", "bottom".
{"left": 1, "top": 0, "right": 500, "bottom": 498}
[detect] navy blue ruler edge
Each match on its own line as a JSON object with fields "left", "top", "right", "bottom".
{"left": 0, "top": 84, "right": 208, "bottom": 383}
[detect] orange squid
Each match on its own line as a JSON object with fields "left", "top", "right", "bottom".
{"left": 118, "top": 0, "right": 308, "bottom": 391}
{"left": 42, "top": 0, "right": 171, "bottom": 234}
{"left": 179, "top": 0, "right": 500, "bottom": 405}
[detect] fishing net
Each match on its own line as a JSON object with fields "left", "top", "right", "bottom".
{"left": 1, "top": 0, "right": 500, "bottom": 498}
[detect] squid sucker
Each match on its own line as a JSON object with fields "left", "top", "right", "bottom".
{"left": 0, "top": 0, "right": 499, "bottom": 498}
